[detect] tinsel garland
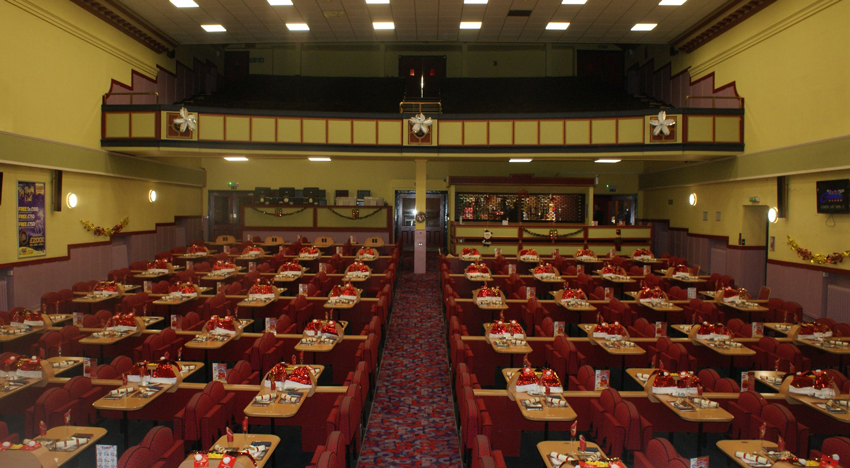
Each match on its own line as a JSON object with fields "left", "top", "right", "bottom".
{"left": 251, "top": 207, "right": 308, "bottom": 217}
{"left": 521, "top": 228, "right": 583, "bottom": 239}
{"left": 81, "top": 217, "right": 129, "bottom": 236}
{"left": 787, "top": 236, "right": 850, "bottom": 265}
{"left": 327, "top": 207, "right": 383, "bottom": 220}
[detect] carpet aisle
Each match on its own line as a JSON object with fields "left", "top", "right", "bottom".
{"left": 357, "top": 252, "right": 461, "bottom": 467}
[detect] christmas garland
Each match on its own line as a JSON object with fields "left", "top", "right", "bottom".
{"left": 251, "top": 207, "right": 308, "bottom": 217}
{"left": 787, "top": 236, "right": 850, "bottom": 265}
{"left": 328, "top": 207, "right": 383, "bottom": 220}
{"left": 81, "top": 217, "right": 129, "bottom": 237}
{"left": 521, "top": 228, "right": 583, "bottom": 239}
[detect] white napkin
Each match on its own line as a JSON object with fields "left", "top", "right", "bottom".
{"left": 637, "top": 373, "right": 650, "bottom": 381}
{"left": 109, "top": 388, "right": 131, "bottom": 397}
{"left": 545, "top": 397, "right": 568, "bottom": 407}
{"left": 280, "top": 394, "right": 300, "bottom": 403}
{"left": 735, "top": 452, "right": 769, "bottom": 465}
{"left": 254, "top": 394, "right": 274, "bottom": 402}
{"left": 693, "top": 398, "right": 718, "bottom": 408}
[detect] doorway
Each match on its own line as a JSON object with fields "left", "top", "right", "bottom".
{"left": 395, "top": 191, "right": 448, "bottom": 251}
{"left": 208, "top": 190, "right": 253, "bottom": 241}
{"left": 398, "top": 56, "right": 446, "bottom": 100}
{"left": 593, "top": 194, "right": 637, "bottom": 225}
{"left": 225, "top": 51, "right": 250, "bottom": 88}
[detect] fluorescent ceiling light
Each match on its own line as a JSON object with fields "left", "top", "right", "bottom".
{"left": 509, "top": 158, "right": 533, "bottom": 163}
{"left": 464, "top": 0, "right": 488, "bottom": 4}
{"left": 546, "top": 22, "right": 570, "bottom": 30}
{"left": 459, "top": 21, "right": 482, "bottom": 30}
{"left": 169, "top": 0, "right": 198, "bottom": 7}
{"left": 373, "top": 22, "right": 395, "bottom": 30}
{"left": 224, "top": 156, "right": 248, "bottom": 161}
{"left": 595, "top": 158, "right": 621, "bottom": 164}
{"left": 309, "top": 157, "right": 332, "bottom": 162}
{"left": 365, "top": 0, "right": 390, "bottom": 3}
{"left": 201, "top": 24, "right": 227, "bottom": 32}
{"left": 561, "top": 0, "right": 587, "bottom": 4}
{"left": 286, "top": 23, "right": 310, "bottom": 31}
{"left": 631, "top": 23, "right": 657, "bottom": 31}
{"left": 659, "top": 0, "right": 686, "bottom": 5}
{"left": 267, "top": 0, "right": 293, "bottom": 5}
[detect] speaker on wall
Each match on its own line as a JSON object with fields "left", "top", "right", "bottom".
{"left": 52, "top": 170, "right": 63, "bottom": 212}
{"left": 777, "top": 176, "right": 787, "bottom": 218}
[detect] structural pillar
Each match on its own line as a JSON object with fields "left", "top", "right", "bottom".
{"left": 414, "top": 159, "right": 427, "bottom": 274}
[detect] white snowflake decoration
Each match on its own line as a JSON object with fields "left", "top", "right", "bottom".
{"left": 173, "top": 107, "right": 197, "bottom": 133}
{"left": 649, "top": 110, "right": 675, "bottom": 137}
{"left": 409, "top": 113, "right": 432, "bottom": 137}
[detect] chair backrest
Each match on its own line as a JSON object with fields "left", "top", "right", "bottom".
{"left": 758, "top": 336, "right": 779, "bottom": 353}
{"left": 761, "top": 404, "right": 799, "bottom": 443}
{"left": 64, "top": 376, "right": 93, "bottom": 400}
{"left": 613, "top": 400, "right": 646, "bottom": 452}
{"left": 697, "top": 368, "right": 720, "bottom": 391}
{"left": 714, "top": 378, "right": 740, "bottom": 392}
{"left": 576, "top": 365, "right": 595, "bottom": 390}
{"left": 140, "top": 426, "right": 176, "bottom": 454}
{"left": 599, "top": 387, "right": 622, "bottom": 414}
{"left": 111, "top": 356, "right": 133, "bottom": 375}
{"left": 757, "top": 286, "right": 771, "bottom": 300}
{"left": 203, "top": 380, "right": 226, "bottom": 404}
{"left": 738, "top": 390, "right": 767, "bottom": 417}
{"left": 117, "top": 446, "right": 156, "bottom": 468}
{"left": 184, "top": 393, "right": 214, "bottom": 439}
{"left": 36, "top": 387, "right": 71, "bottom": 419}
{"left": 644, "top": 438, "right": 680, "bottom": 466}
{"left": 820, "top": 437, "right": 850, "bottom": 464}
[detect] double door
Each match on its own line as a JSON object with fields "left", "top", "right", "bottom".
{"left": 396, "top": 191, "right": 447, "bottom": 250}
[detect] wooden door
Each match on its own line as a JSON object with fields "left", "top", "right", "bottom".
{"left": 396, "top": 192, "right": 447, "bottom": 250}
{"left": 398, "top": 56, "right": 446, "bottom": 99}
{"left": 208, "top": 191, "right": 252, "bottom": 240}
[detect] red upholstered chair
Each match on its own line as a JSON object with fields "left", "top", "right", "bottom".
{"left": 227, "top": 360, "right": 258, "bottom": 385}
{"left": 274, "top": 314, "right": 297, "bottom": 334}
{"left": 460, "top": 396, "right": 493, "bottom": 464}
{"left": 603, "top": 298, "right": 635, "bottom": 327}
{"left": 472, "top": 435, "right": 508, "bottom": 468}
{"left": 151, "top": 280, "right": 171, "bottom": 294}
{"left": 568, "top": 365, "right": 595, "bottom": 391}
{"left": 781, "top": 302, "right": 803, "bottom": 323}
{"left": 174, "top": 392, "right": 221, "bottom": 449}
{"left": 94, "top": 364, "right": 119, "bottom": 379}
{"left": 134, "top": 333, "right": 167, "bottom": 362}
{"left": 728, "top": 318, "right": 752, "bottom": 338}
{"left": 159, "top": 327, "right": 181, "bottom": 358}
{"left": 696, "top": 302, "right": 724, "bottom": 324}
{"left": 117, "top": 446, "right": 156, "bottom": 468}
{"left": 765, "top": 298, "right": 786, "bottom": 323}
{"left": 310, "top": 431, "right": 346, "bottom": 468}
{"left": 111, "top": 356, "right": 134, "bottom": 375}
{"left": 82, "top": 314, "right": 103, "bottom": 328}
{"left": 602, "top": 400, "right": 653, "bottom": 458}
{"left": 521, "top": 297, "right": 547, "bottom": 335}
{"left": 816, "top": 317, "right": 838, "bottom": 329}
{"left": 535, "top": 317, "right": 555, "bottom": 337}
{"left": 325, "top": 395, "right": 362, "bottom": 466}
{"left": 41, "top": 292, "right": 61, "bottom": 314}
{"left": 139, "top": 426, "right": 184, "bottom": 468}
{"left": 752, "top": 336, "right": 781, "bottom": 370}
{"left": 649, "top": 336, "right": 671, "bottom": 364}
{"left": 776, "top": 343, "right": 810, "bottom": 373}
{"left": 203, "top": 380, "right": 235, "bottom": 428}
{"left": 60, "top": 325, "right": 85, "bottom": 356}
{"left": 449, "top": 316, "right": 469, "bottom": 337}
{"left": 825, "top": 369, "right": 850, "bottom": 394}
{"left": 697, "top": 369, "right": 721, "bottom": 391}
{"left": 24, "top": 387, "right": 75, "bottom": 438}
{"left": 834, "top": 323, "right": 850, "bottom": 337}
{"left": 344, "top": 368, "right": 370, "bottom": 418}
{"left": 182, "top": 311, "right": 205, "bottom": 331}
{"left": 752, "top": 404, "right": 809, "bottom": 455}
{"left": 95, "top": 309, "right": 113, "bottom": 323}
{"left": 72, "top": 281, "right": 92, "bottom": 293}
{"left": 31, "top": 330, "right": 63, "bottom": 358}
{"left": 729, "top": 391, "right": 768, "bottom": 439}
{"left": 661, "top": 343, "right": 697, "bottom": 373}
{"left": 202, "top": 292, "right": 230, "bottom": 321}
{"left": 810, "top": 437, "right": 850, "bottom": 465}
{"left": 634, "top": 438, "right": 682, "bottom": 468}
{"left": 714, "top": 378, "right": 740, "bottom": 393}
{"left": 547, "top": 336, "right": 586, "bottom": 382}
{"left": 64, "top": 376, "right": 101, "bottom": 425}
{"left": 682, "top": 299, "right": 703, "bottom": 324}
{"left": 590, "top": 388, "right": 622, "bottom": 440}
{"left": 0, "top": 421, "right": 19, "bottom": 444}
{"left": 628, "top": 318, "right": 650, "bottom": 337}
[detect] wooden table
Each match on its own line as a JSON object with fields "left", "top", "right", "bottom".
{"left": 593, "top": 338, "right": 645, "bottom": 384}
{"left": 185, "top": 332, "right": 240, "bottom": 380}
{"left": 71, "top": 294, "right": 120, "bottom": 313}
{"left": 47, "top": 314, "right": 73, "bottom": 325}
{"left": 719, "top": 301, "right": 770, "bottom": 322}
{"left": 787, "top": 392, "right": 850, "bottom": 424}
{"left": 716, "top": 439, "right": 803, "bottom": 468}
{"left": 640, "top": 302, "right": 684, "bottom": 314}
{"left": 626, "top": 368, "right": 660, "bottom": 388}
{"left": 92, "top": 382, "right": 173, "bottom": 449}
{"left": 0, "top": 325, "right": 42, "bottom": 352}
{"left": 0, "top": 375, "right": 42, "bottom": 401}
{"left": 764, "top": 323, "right": 793, "bottom": 335}
{"left": 35, "top": 425, "right": 108, "bottom": 467}
{"left": 294, "top": 323, "right": 345, "bottom": 364}
{"left": 795, "top": 338, "right": 850, "bottom": 370}
{"left": 177, "top": 433, "right": 281, "bottom": 468}
{"left": 484, "top": 323, "right": 533, "bottom": 367}
{"left": 506, "top": 371, "right": 576, "bottom": 440}
{"left": 201, "top": 270, "right": 241, "bottom": 282}
{"left": 671, "top": 324, "right": 694, "bottom": 336}
{"left": 46, "top": 357, "right": 85, "bottom": 376}
{"left": 656, "top": 393, "right": 733, "bottom": 455}
{"left": 537, "top": 440, "right": 610, "bottom": 468}
{"left": 694, "top": 338, "right": 756, "bottom": 376}
{"left": 79, "top": 330, "right": 136, "bottom": 361}
{"left": 751, "top": 371, "right": 786, "bottom": 392}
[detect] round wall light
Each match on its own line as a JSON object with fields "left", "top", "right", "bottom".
{"left": 66, "top": 192, "right": 78, "bottom": 209}
{"left": 148, "top": 190, "right": 157, "bottom": 203}
{"left": 767, "top": 207, "right": 779, "bottom": 223}
{"left": 688, "top": 193, "right": 697, "bottom": 206}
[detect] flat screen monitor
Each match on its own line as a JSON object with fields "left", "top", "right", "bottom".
{"left": 817, "top": 179, "right": 850, "bottom": 213}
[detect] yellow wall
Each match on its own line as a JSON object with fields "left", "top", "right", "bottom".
{"left": 0, "top": 162, "right": 202, "bottom": 265}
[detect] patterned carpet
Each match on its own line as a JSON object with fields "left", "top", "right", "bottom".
{"left": 357, "top": 252, "right": 461, "bottom": 467}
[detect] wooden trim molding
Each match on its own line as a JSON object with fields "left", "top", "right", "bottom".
{"left": 69, "top": 0, "right": 175, "bottom": 54}
{"left": 673, "top": 0, "right": 779, "bottom": 54}
{"left": 448, "top": 174, "right": 595, "bottom": 187}
{"left": 767, "top": 258, "right": 850, "bottom": 277}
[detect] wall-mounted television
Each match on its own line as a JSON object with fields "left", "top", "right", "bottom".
{"left": 816, "top": 179, "right": 850, "bottom": 213}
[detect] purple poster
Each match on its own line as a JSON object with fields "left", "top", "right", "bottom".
{"left": 17, "top": 181, "right": 46, "bottom": 258}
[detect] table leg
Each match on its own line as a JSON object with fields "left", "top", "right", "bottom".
{"left": 729, "top": 356, "right": 735, "bottom": 379}
{"left": 204, "top": 350, "right": 210, "bottom": 381}
{"left": 271, "top": 418, "right": 277, "bottom": 468}
{"left": 543, "top": 421, "right": 549, "bottom": 441}
{"left": 122, "top": 412, "right": 129, "bottom": 450}
{"left": 696, "top": 422, "right": 703, "bottom": 456}
{"left": 621, "top": 355, "right": 627, "bottom": 388}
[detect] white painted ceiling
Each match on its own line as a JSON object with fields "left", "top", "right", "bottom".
{"left": 119, "top": 0, "right": 729, "bottom": 45}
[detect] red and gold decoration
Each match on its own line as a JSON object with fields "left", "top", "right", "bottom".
{"left": 787, "top": 236, "right": 850, "bottom": 265}
{"left": 460, "top": 248, "right": 481, "bottom": 261}
{"left": 80, "top": 217, "right": 129, "bottom": 237}
{"left": 251, "top": 206, "right": 308, "bottom": 217}
{"left": 207, "top": 315, "right": 237, "bottom": 335}
{"left": 327, "top": 207, "right": 382, "bottom": 220}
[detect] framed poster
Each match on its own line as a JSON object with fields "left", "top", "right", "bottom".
{"left": 17, "top": 181, "right": 46, "bottom": 258}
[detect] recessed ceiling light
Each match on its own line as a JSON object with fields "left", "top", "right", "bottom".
{"left": 464, "top": 0, "right": 488, "bottom": 4}
{"left": 631, "top": 23, "right": 657, "bottom": 31}
{"left": 365, "top": 0, "right": 390, "bottom": 3}
{"left": 561, "top": 0, "right": 587, "bottom": 4}
{"left": 546, "top": 22, "right": 570, "bottom": 30}
{"left": 659, "top": 0, "right": 686, "bottom": 5}
{"left": 224, "top": 156, "right": 249, "bottom": 162}
{"left": 201, "top": 24, "right": 226, "bottom": 32}
{"left": 509, "top": 158, "right": 533, "bottom": 163}
{"left": 169, "top": 0, "right": 198, "bottom": 7}
{"left": 308, "top": 157, "right": 332, "bottom": 162}
{"left": 286, "top": 23, "right": 310, "bottom": 31}
{"left": 595, "top": 158, "right": 621, "bottom": 164}
{"left": 267, "top": 0, "right": 293, "bottom": 5}
{"left": 459, "top": 21, "right": 482, "bottom": 30}
{"left": 373, "top": 22, "right": 395, "bottom": 30}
